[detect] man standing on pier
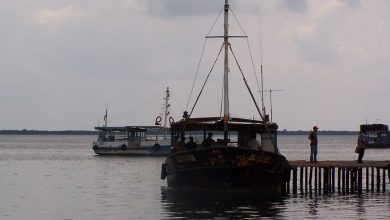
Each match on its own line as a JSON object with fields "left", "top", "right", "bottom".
{"left": 309, "top": 125, "right": 319, "bottom": 162}
{"left": 357, "top": 131, "right": 367, "bottom": 163}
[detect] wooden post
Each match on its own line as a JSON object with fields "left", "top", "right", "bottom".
{"left": 338, "top": 167, "right": 341, "bottom": 193}
{"left": 318, "top": 168, "right": 322, "bottom": 194}
{"left": 309, "top": 167, "right": 313, "bottom": 191}
{"left": 366, "top": 167, "right": 369, "bottom": 192}
{"left": 305, "top": 167, "right": 308, "bottom": 193}
{"left": 323, "top": 168, "right": 328, "bottom": 193}
{"left": 383, "top": 168, "right": 386, "bottom": 193}
{"left": 358, "top": 168, "right": 363, "bottom": 194}
{"left": 346, "top": 169, "right": 350, "bottom": 194}
{"left": 332, "top": 168, "right": 336, "bottom": 193}
{"left": 350, "top": 169, "right": 355, "bottom": 193}
{"left": 300, "top": 167, "right": 303, "bottom": 194}
{"left": 342, "top": 168, "right": 345, "bottom": 194}
{"left": 371, "top": 167, "right": 375, "bottom": 192}
{"left": 315, "top": 167, "right": 318, "bottom": 192}
{"left": 293, "top": 168, "right": 297, "bottom": 195}
{"left": 377, "top": 167, "right": 381, "bottom": 193}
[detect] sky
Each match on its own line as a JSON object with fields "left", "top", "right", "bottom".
{"left": 1, "top": 0, "right": 389, "bottom": 131}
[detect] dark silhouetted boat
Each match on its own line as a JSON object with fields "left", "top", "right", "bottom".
{"left": 360, "top": 124, "right": 390, "bottom": 148}
{"left": 161, "top": 0, "right": 290, "bottom": 195}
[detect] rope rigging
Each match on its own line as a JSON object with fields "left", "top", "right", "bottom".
{"left": 189, "top": 43, "right": 225, "bottom": 117}
{"left": 186, "top": 6, "right": 224, "bottom": 112}
{"left": 186, "top": 7, "right": 264, "bottom": 119}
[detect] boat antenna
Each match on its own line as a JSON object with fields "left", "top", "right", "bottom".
{"left": 258, "top": 16, "right": 266, "bottom": 117}
{"left": 260, "top": 89, "right": 283, "bottom": 122}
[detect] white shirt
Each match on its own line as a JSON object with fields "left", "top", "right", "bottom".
{"left": 248, "top": 139, "right": 261, "bottom": 150}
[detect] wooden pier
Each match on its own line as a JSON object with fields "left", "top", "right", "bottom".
{"left": 283, "top": 160, "right": 390, "bottom": 195}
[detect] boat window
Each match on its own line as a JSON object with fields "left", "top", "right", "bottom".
{"left": 261, "top": 133, "right": 276, "bottom": 152}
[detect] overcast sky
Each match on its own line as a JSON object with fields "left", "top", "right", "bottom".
{"left": 1, "top": 0, "right": 389, "bottom": 131}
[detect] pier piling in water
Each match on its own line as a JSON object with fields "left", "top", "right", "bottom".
{"left": 284, "top": 160, "right": 390, "bottom": 195}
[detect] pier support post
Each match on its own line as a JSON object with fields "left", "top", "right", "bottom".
{"left": 318, "top": 168, "right": 322, "bottom": 194}
{"left": 358, "top": 168, "right": 363, "bottom": 194}
{"left": 383, "top": 168, "right": 386, "bottom": 192}
{"left": 300, "top": 167, "right": 303, "bottom": 194}
{"left": 377, "top": 167, "right": 381, "bottom": 193}
{"left": 293, "top": 168, "right": 297, "bottom": 195}
{"left": 346, "top": 169, "right": 350, "bottom": 194}
{"left": 366, "top": 167, "right": 369, "bottom": 193}
{"left": 371, "top": 167, "right": 375, "bottom": 192}
{"left": 337, "top": 168, "right": 341, "bottom": 193}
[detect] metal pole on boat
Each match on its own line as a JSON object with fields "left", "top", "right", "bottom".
{"left": 163, "top": 87, "right": 170, "bottom": 139}
{"left": 223, "top": 0, "right": 229, "bottom": 144}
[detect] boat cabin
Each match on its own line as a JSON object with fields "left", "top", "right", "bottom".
{"left": 170, "top": 117, "right": 278, "bottom": 153}
{"left": 360, "top": 124, "right": 390, "bottom": 148}
{"left": 95, "top": 126, "right": 169, "bottom": 142}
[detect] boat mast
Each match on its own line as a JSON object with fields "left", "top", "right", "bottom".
{"left": 104, "top": 104, "right": 108, "bottom": 128}
{"left": 223, "top": 0, "right": 229, "bottom": 143}
{"left": 163, "top": 87, "right": 170, "bottom": 139}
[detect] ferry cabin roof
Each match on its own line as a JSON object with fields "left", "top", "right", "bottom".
{"left": 94, "top": 126, "right": 165, "bottom": 132}
{"left": 170, "top": 117, "right": 278, "bottom": 133}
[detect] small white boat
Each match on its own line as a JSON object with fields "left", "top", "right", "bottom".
{"left": 92, "top": 126, "right": 170, "bottom": 156}
{"left": 92, "top": 87, "right": 172, "bottom": 156}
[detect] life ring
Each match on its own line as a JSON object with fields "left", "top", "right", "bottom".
{"left": 93, "top": 145, "right": 98, "bottom": 150}
{"left": 153, "top": 143, "right": 161, "bottom": 151}
{"left": 155, "top": 116, "right": 162, "bottom": 125}
{"left": 121, "top": 144, "right": 127, "bottom": 151}
{"left": 169, "top": 117, "right": 174, "bottom": 124}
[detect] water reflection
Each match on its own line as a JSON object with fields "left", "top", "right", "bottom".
{"left": 160, "top": 187, "right": 285, "bottom": 219}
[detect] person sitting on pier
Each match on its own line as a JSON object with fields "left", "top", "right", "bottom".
{"left": 201, "top": 132, "right": 215, "bottom": 148}
{"left": 186, "top": 136, "right": 197, "bottom": 150}
{"left": 248, "top": 133, "right": 262, "bottom": 150}
{"left": 357, "top": 131, "right": 367, "bottom": 163}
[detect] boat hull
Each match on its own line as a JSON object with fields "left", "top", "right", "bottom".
{"left": 365, "top": 144, "right": 390, "bottom": 149}
{"left": 162, "top": 147, "right": 290, "bottom": 194}
{"left": 93, "top": 141, "right": 171, "bottom": 156}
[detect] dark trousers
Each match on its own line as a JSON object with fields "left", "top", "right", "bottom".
{"left": 358, "top": 148, "right": 365, "bottom": 163}
{"left": 310, "top": 143, "right": 317, "bottom": 162}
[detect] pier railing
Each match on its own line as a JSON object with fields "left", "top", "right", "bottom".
{"left": 283, "top": 160, "right": 390, "bottom": 195}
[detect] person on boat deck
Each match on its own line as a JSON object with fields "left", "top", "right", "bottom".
{"left": 201, "top": 132, "right": 215, "bottom": 148}
{"left": 308, "top": 125, "right": 319, "bottom": 162}
{"left": 176, "top": 133, "right": 186, "bottom": 152}
{"left": 248, "top": 133, "right": 262, "bottom": 150}
{"left": 186, "top": 136, "right": 197, "bottom": 150}
{"left": 357, "top": 131, "right": 367, "bottom": 163}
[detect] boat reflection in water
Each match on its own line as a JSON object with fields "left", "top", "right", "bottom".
{"left": 161, "top": 187, "right": 284, "bottom": 219}
{"left": 161, "top": 0, "right": 290, "bottom": 195}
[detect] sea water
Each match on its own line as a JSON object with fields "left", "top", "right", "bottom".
{"left": 0, "top": 134, "right": 389, "bottom": 219}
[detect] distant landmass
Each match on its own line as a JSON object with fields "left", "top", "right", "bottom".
{"left": 0, "top": 129, "right": 97, "bottom": 135}
{"left": 0, "top": 129, "right": 358, "bottom": 135}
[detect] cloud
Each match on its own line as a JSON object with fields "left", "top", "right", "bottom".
{"left": 32, "top": 5, "right": 83, "bottom": 26}
{"left": 281, "top": 0, "right": 307, "bottom": 13}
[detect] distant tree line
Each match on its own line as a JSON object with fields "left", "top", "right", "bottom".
{"left": 0, "top": 129, "right": 97, "bottom": 135}
{"left": 278, "top": 129, "right": 358, "bottom": 135}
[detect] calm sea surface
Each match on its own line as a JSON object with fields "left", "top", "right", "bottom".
{"left": 0, "top": 134, "right": 389, "bottom": 219}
